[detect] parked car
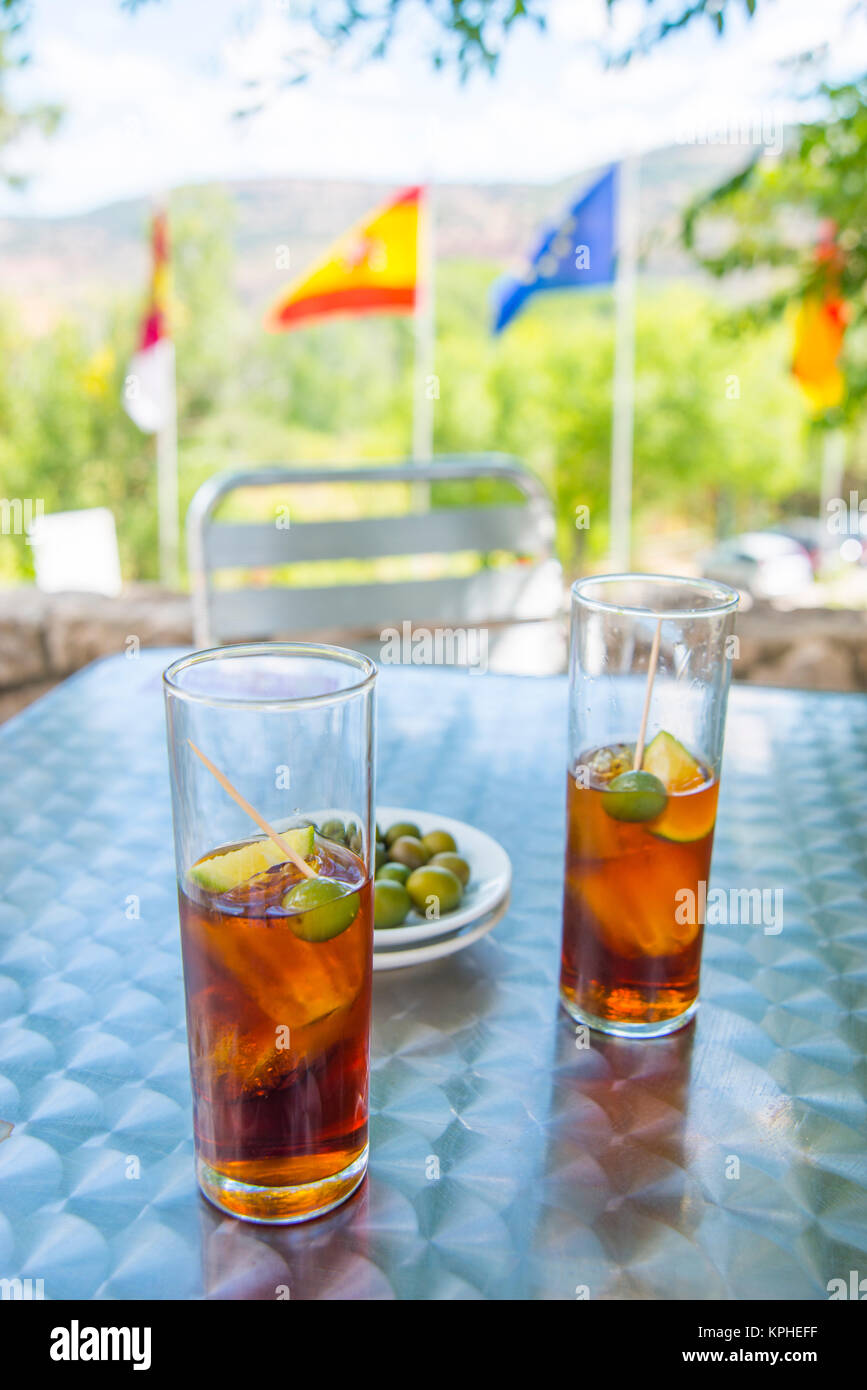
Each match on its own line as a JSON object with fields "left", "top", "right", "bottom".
{"left": 771, "top": 516, "right": 865, "bottom": 571}
{"left": 699, "top": 532, "right": 814, "bottom": 599}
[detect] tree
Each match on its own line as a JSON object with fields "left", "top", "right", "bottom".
{"left": 293, "top": 1, "right": 762, "bottom": 77}
{"left": 285, "top": 0, "right": 858, "bottom": 430}
{"left": 117, "top": 1, "right": 764, "bottom": 83}
{"left": 682, "top": 72, "right": 867, "bottom": 419}
{"left": 170, "top": 187, "right": 240, "bottom": 420}
{"left": 0, "top": 0, "right": 61, "bottom": 183}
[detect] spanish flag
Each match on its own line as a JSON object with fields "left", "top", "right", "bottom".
{"left": 265, "top": 186, "right": 420, "bottom": 332}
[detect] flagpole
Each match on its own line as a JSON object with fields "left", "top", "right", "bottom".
{"left": 609, "top": 155, "right": 639, "bottom": 571}
{"left": 157, "top": 341, "right": 180, "bottom": 588}
{"left": 819, "top": 426, "right": 845, "bottom": 539}
{"left": 412, "top": 182, "right": 435, "bottom": 464}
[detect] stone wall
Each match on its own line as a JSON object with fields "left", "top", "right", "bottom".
{"left": 0, "top": 587, "right": 864, "bottom": 721}
{"left": 0, "top": 588, "right": 193, "bottom": 721}
{"left": 733, "top": 603, "right": 867, "bottom": 692}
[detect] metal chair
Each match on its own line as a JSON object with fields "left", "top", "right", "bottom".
{"left": 187, "top": 456, "right": 564, "bottom": 665}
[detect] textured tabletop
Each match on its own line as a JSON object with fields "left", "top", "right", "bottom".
{"left": 0, "top": 651, "right": 865, "bottom": 1300}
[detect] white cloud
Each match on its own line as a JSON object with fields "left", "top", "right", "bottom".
{"left": 0, "top": 0, "right": 865, "bottom": 217}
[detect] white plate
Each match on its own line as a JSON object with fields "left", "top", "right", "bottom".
{"left": 373, "top": 806, "right": 511, "bottom": 949}
{"left": 373, "top": 896, "right": 509, "bottom": 971}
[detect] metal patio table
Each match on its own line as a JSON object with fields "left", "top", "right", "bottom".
{"left": 0, "top": 651, "right": 864, "bottom": 1301}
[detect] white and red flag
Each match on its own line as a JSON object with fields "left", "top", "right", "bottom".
{"left": 123, "top": 207, "right": 179, "bottom": 583}
{"left": 123, "top": 209, "right": 175, "bottom": 433}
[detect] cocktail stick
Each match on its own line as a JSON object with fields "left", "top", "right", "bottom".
{"left": 633, "top": 617, "right": 662, "bottom": 772}
{"left": 187, "top": 739, "right": 319, "bottom": 879}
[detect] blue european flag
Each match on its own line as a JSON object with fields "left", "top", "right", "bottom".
{"left": 491, "top": 165, "right": 617, "bottom": 334}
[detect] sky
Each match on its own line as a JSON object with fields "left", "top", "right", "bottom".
{"left": 2, "top": 0, "right": 867, "bottom": 217}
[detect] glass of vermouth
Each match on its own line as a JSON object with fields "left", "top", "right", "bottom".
{"left": 164, "top": 643, "right": 376, "bottom": 1223}
{"left": 560, "top": 575, "right": 739, "bottom": 1038}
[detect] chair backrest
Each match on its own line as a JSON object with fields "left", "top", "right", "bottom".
{"left": 187, "top": 455, "right": 562, "bottom": 648}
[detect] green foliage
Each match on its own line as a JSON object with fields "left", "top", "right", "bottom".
{"left": 171, "top": 188, "right": 242, "bottom": 420}
{"left": 0, "top": 0, "right": 830, "bottom": 588}
{"left": 439, "top": 271, "right": 805, "bottom": 565}
{"left": 0, "top": 1, "right": 62, "bottom": 185}
{"left": 124, "top": 0, "right": 761, "bottom": 82}
{"left": 607, "top": 0, "right": 759, "bottom": 64}
{"left": 0, "top": 304, "right": 156, "bottom": 583}
{"left": 246, "top": 1, "right": 762, "bottom": 78}
{"left": 330, "top": 0, "right": 546, "bottom": 77}
{"left": 684, "top": 75, "right": 867, "bottom": 418}
{"left": 1, "top": 188, "right": 246, "bottom": 582}
{"left": 0, "top": 213, "right": 811, "bottom": 585}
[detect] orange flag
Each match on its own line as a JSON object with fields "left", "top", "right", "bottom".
{"left": 791, "top": 228, "right": 847, "bottom": 413}
{"left": 791, "top": 293, "right": 847, "bottom": 411}
{"left": 265, "top": 186, "right": 420, "bottom": 332}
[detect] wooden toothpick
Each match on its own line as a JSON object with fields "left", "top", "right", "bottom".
{"left": 187, "top": 739, "right": 318, "bottom": 879}
{"left": 633, "top": 617, "right": 662, "bottom": 772}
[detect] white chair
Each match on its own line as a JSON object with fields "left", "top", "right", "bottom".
{"left": 187, "top": 456, "right": 565, "bottom": 671}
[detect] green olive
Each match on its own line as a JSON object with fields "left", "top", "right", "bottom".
{"left": 320, "top": 818, "right": 347, "bottom": 844}
{"left": 406, "top": 865, "right": 463, "bottom": 918}
{"left": 374, "top": 879, "right": 411, "bottom": 929}
{"left": 388, "top": 835, "right": 430, "bottom": 870}
{"left": 384, "top": 820, "right": 422, "bottom": 847}
{"left": 422, "top": 829, "right": 457, "bottom": 856}
{"left": 429, "top": 852, "right": 470, "bottom": 886}
{"left": 375, "top": 841, "right": 388, "bottom": 870}
{"left": 282, "top": 876, "right": 359, "bottom": 941}
{"left": 602, "top": 770, "right": 668, "bottom": 823}
{"left": 377, "top": 862, "right": 411, "bottom": 884}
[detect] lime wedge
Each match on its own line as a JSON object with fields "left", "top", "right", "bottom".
{"left": 640, "top": 735, "right": 718, "bottom": 842}
{"left": 190, "top": 824, "right": 314, "bottom": 893}
{"left": 642, "top": 731, "right": 706, "bottom": 792}
{"left": 650, "top": 801, "right": 718, "bottom": 844}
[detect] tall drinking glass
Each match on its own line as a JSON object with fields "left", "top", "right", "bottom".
{"left": 164, "top": 643, "right": 376, "bottom": 1223}
{"left": 560, "top": 575, "right": 738, "bottom": 1037}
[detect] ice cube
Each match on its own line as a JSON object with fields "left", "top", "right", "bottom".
{"left": 581, "top": 743, "right": 634, "bottom": 787}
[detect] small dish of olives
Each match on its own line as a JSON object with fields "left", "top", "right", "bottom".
{"left": 371, "top": 806, "right": 512, "bottom": 953}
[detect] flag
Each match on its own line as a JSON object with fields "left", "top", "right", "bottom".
{"left": 791, "top": 294, "right": 846, "bottom": 411}
{"left": 265, "top": 186, "right": 420, "bottom": 332}
{"left": 792, "top": 290, "right": 847, "bottom": 413}
{"left": 492, "top": 167, "right": 617, "bottom": 333}
{"left": 791, "top": 224, "right": 848, "bottom": 413}
{"left": 123, "top": 209, "right": 174, "bottom": 433}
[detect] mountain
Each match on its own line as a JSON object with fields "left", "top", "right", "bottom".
{"left": 0, "top": 142, "right": 753, "bottom": 330}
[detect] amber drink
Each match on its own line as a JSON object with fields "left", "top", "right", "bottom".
{"left": 165, "top": 644, "right": 376, "bottom": 1221}
{"left": 179, "top": 830, "right": 372, "bottom": 1220}
{"left": 560, "top": 577, "right": 737, "bottom": 1037}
